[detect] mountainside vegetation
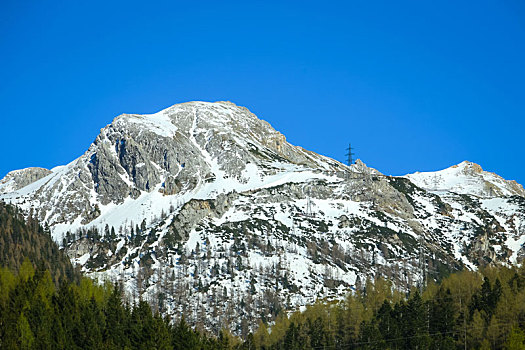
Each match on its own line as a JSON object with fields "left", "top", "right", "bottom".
{"left": 0, "top": 202, "right": 80, "bottom": 284}
{"left": 0, "top": 199, "right": 236, "bottom": 349}
{"left": 253, "top": 265, "right": 525, "bottom": 350}
{"left": 3, "top": 193, "right": 525, "bottom": 349}
{"left": 0, "top": 262, "right": 239, "bottom": 349}
{"left": 3, "top": 259, "right": 525, "bottom": 349}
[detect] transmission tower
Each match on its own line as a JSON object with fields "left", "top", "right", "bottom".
{"left": 346, "top": 143, "right": 355, "bottom": 166}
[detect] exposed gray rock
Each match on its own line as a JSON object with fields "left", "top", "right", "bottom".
{"left": 168, "top": 191, "right": 239, "bottom": 241}
{"left": 0, "top": 167, "right": 52, "bottom": 193}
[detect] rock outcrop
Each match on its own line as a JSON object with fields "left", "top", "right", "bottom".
{"left": 0, "top": 167, "right": 52, "bottom": 193}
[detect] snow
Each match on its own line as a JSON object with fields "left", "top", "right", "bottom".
{"left": 115, "top": 111, "right": 179, "bottom": 138}
{"left": 115, "top": 239, "right": 126, "bottom": 254}
{"left": 74, "top": 253, "right": 91, "bottom": 266}
{"left": 0, "top": 177, "right": 16, "bottom": 193}
{"left": 405, "top": 161, "right": 521, "bottom": 197}
{"left": 186, "top": 229, "right": 201, "bottom": 253}
{"left": 480, "top": 197, "right": 524, "bottom": 263}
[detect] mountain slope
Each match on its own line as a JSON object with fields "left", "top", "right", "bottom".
{"left": 406, "top": 161, "right": 525, "bottom": 197}
{"left": 1, "top": 101, "right": 344, "bottom": 239}
{"left": 1, "top": 101, "right": 524, "bottom": 334}
{"left": 0, "top": 201, "right": 80, "bottom": 284}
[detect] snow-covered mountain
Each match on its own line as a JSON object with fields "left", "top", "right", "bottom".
{"left": 1, "top": 101, "right": 343, "bottom": 237}
{"left": 406, "top": 161, "right": 525, "bottom": 198}
{"left": 1, "top": 101, "right": 524, "bottom": 335}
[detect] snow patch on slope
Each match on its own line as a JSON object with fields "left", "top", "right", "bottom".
{"left": 406, "top": 161, "right": 525, "bottom": 197}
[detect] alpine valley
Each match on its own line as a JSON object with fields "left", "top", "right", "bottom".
{"left": 1, "top": 101, "right": 524, "bottom": 335}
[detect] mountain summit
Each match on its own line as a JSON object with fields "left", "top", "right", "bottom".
{"left": 1, "top": 101, "right": 344, "bottom": 238}
{"left": 406, "top": 161, "right": 525, "bottom": 197}
{"left": 1, "top": 101, "right": 524, "bottom": 334}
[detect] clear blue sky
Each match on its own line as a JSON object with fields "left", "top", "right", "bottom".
{"left": 1, "top": 1, "right": 524, "bottom": 184}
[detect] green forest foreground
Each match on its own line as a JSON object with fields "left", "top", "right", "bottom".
{"left": 0, "top": 261, "right": 238, "bottom": 349}
{"left": 255, "top": 266, "right": 525, "bottom": 350}
{"left": 3, "top": 262, "right": 525, "bottom": 349}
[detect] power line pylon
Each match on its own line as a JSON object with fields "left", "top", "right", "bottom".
{"left": 346, "top": 143, "right": 355, "bottom": 166}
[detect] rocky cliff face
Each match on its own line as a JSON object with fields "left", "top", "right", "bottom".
{"left": 1, "top": 101, "right": 524, "bottom": 335}
{"left": 0, "top": 167, "right": 52, "bottom": 194}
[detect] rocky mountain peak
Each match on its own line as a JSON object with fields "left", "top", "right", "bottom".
{"left": 351, "top": 159, "right": 382, "bottom": 175}
{"left": 0, "top": 101, "right": 345, "bottom": 236}
{"left": 453, "top": 160, "right": 484, "bottom": 174}
{"left": 0, "top": 167, "right": 52, "bottom": 194}
{"left": 406, "top": 161, "right": 525, "bottom": 198}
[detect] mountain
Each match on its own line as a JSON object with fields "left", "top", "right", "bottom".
{"left": 406, "top": 161, "right": 525, "bottom": 198}
{"left": 1, "top": 101, "right": 524, "bottom": 335}
{"left": 0, "top": 167, "right": 51, "bottom": 194}
{"left": 0, "top": 101, "right": 343, "bottom": 237}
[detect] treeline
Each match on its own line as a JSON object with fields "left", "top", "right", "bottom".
{"left": 0, "top": 260, "right": 244, "bottom": 349}
{"left": 251, "top": 266, "right": 525, "bottom": 349}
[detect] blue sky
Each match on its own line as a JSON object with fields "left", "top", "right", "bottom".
{"left": 1, "top": 1, "right": 524, "bottom": 184}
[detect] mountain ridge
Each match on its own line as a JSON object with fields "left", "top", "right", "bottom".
{"left": 405, "top": 160, "right": 525, "bottom": 197}
{"left": 1, "top": 101, "right": 524, "bottom": 334}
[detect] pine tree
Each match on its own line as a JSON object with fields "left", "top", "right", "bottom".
{"left": 172, "top": 317, "right": 201, "bottom": 350}
{"left": 104, "top": 283, "right": 129, "bottom": 348}
{"left": 17, "top": 312, "right": 34, "bottom": 349}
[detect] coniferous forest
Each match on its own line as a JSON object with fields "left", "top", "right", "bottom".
{"left": 0, "top": 203, "right": 80, "bottom": 285}
{"left": 251, "top": 268, "right": 525, "bottom": 349}
{"left": 4, "top": 260, "right": 525, "bottom": 349}
{"left": 0, "top": 262, "right": 236, "bottom": 349}
{"left": 3, "top": 201, "right": 525, "bottom": 349}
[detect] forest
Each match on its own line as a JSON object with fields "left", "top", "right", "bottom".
{"left": 0, "top": 261, "right": 238, "bottom": 349}
{"left": 252, "top": 266, "right": 525, "bottom": 349}
{"left": 3, "top": 260, "right": 525, "bottom": 349}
